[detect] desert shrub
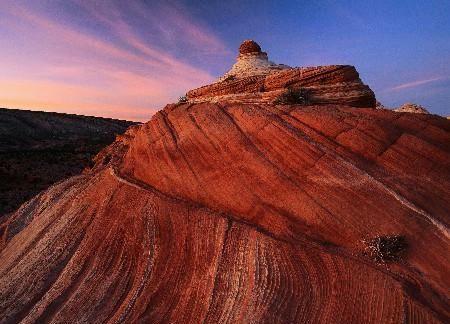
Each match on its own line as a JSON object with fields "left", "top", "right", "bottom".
{"left": 364, "top": 235, "right": 408, "bottom": 263}
{"left": 178, "top": 95, "right": 188, "bottom": 103}
{"left": 274, "top": 88, "right": 310, "bottom": 105}
{"left": 102, "top": 154, "right": 111, "bottom": 166}
{"left": 223, "top": 75, "right": 236, "bottom": 82}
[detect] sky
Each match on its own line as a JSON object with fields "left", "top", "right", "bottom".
{"left": 0, "top": 0, "right": 449, "bottom": 121}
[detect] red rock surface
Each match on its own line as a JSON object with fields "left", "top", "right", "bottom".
{"left": 0, "top": 101, "right": 449, "bottom": 323}
{"left": 239, "top": 39, "right": 262, "bottom": 54}
{"left": 187, "top": 65, "right": 376, "bottom": 107}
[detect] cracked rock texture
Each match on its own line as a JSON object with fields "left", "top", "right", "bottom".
{"left": 0, "top": 101, "right": 449, "bottom": 323}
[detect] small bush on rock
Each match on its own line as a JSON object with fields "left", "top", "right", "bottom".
{"left": 178, "top": 95, "right": 188, "bottom": 103}
{"left": 223, "top": 75, "right": 236, "bottom": 82}
{"left": 274, "top": 88, "right": 310, "bottom": 105}
{"left": 364, "top": 235, "right": 408, "bottom": 263}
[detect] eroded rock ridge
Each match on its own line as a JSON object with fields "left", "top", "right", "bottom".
{"left": 188, "top": 40, "right": 376, "bottom": 108}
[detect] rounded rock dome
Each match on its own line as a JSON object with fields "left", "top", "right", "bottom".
{"left": 239, "top": 40, "right": 262, "bottom": 54}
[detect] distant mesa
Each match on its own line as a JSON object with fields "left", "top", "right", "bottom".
{"left": 187, "top": 39, "right": 376, "bottom": 108}
{"left": 375, "top": 101, "right": 431, "bottom": 114}
{"left": 0, "top": 108, "right": 136, "bottom": 218}
{"left": 394, "top": 102, "right": 430, "bottom": 114}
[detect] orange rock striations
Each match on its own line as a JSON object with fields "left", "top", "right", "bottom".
{"left": 0, "top": 41, "right": 449, "bottom": 323}
{"left": 0, "top": 102, "right": 449, "bottom": 323}
{"left": 188, "top": 64, "right": 375, "bottom": 107}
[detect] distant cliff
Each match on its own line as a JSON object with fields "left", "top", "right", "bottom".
{"left": 0, "top": 108, "right": 136, "bottom": 217}
{"left": 394, "top": 103, "right": 430, "bottom": 114}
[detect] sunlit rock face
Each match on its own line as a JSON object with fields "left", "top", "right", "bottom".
{"left": 0, "top": 41, "right": 449, "bottom": 324}
{"left": 189, "top": 40, "right": 376, "bottom": 107}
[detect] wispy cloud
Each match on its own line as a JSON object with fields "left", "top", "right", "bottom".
{"left": 389, "top": 76, "right": 448, "bottom": 91}
{"left": 0, "top": 1, "right": 228, "bottom": 121}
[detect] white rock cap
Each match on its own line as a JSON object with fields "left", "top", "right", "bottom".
{"left": 218, "top": 40, "right": 290, "bottom": 81}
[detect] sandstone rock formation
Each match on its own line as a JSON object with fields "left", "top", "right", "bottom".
{"left": 0, "top": 42, "right": 449, "bottom": 324}
{"left": 218, "top": 39, "right": 290, "bottom": 82}
{"left": 239, "top": 39, "right": 262, "bottom": 54}
{"left": 189, "top": 40, "right": 376, "bottom": 108}
{"left": 394, "top": 103, "right": 430, "bottom": 114}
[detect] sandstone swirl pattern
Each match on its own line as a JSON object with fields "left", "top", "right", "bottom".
{"left": 0, "top": 102, "right": 449, "bottom": 323}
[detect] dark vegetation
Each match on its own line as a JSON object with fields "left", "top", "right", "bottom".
{"left": 274, "top": 87, "right": 311, "bottom": 105}
{"left": 0, "top": 108, "right": 136, "bottom": 218}
{"left": 223, "top": 75, "right": 236, "bottom": 82}
{"left": 178, "top": 95, "right": 188, "bottom": 103}
{"left": 364, "top": 235, "right": 408, "bottom": 263}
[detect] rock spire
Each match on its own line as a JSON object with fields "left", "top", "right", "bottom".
{"left": 187, "top": 39, "right": 376, "bottom": 108}
{"left": 238, "top": 39, "right": 262, "bottom": 54}
{"left": 218, "top": 40, "right": 290, "bottom": 81}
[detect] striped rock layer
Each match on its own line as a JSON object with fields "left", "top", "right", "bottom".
{"left": 188, "top": 65, "right": 376, "bottom": 107}
{"left": 0, "top": 102, "right": 449, "bottom": 323}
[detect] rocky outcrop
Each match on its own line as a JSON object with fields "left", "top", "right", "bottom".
{"left": 218, "top": 39, "right": 290, "bottom": 82}
{"left": 0, "top": 40, "right": 449, "bottom": 323}
{"left": 394, "top": 103, "right": 430, "bottom": 114}
{"left": 0, "top": 102, "right": 449, "bottom": 323}
{"left": 188, "top": 40, "right": 376, "bottom": 108}
{"left": 238, "top": 39, "right": 262, "bottom": 54}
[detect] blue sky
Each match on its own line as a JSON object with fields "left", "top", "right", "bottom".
{"left": 189, "top": 0, "right": 450, "bottom": 115}
{"left": 0, "top": 0, "right": 449, "bottom": 120}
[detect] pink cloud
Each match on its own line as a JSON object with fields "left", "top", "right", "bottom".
{"left": 0, "top": 78, "right": 157, "bottom": 121}
{"left": 0, "top": 1, "right": 228, "bottom": 121}
{"left": 76, "top": 0, "right": 228, "bottom": 55}
{"left": 389, "top": 76, "right": 447, "bottom": 91}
